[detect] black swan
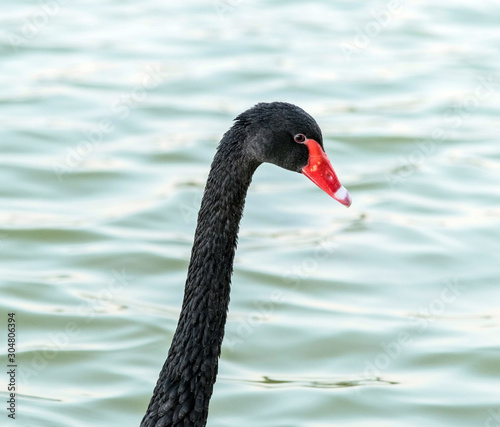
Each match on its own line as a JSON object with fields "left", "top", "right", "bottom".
{"left": 141, "top": 102, "right": 351, "bottom": 427}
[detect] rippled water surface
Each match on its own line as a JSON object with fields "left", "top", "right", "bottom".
{"left": 1, "top": 1, "right": 500, "bottom": 426}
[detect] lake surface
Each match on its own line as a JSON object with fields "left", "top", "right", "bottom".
{"left": 1, "top": 1, "right": 499, "bottom": 426}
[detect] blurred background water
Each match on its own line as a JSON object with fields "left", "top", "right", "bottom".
{"left": 1, "top": 1, "right": 499, "bottom": 426}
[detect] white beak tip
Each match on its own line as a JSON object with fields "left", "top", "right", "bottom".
{"left": 334, "top": 185, "right": 352, "bottom": 208}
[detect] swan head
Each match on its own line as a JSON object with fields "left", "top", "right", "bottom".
{"left": 235, "top": 102, "right": 351, "bottom": 207}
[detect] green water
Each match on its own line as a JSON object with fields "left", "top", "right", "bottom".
{"left": 1, "top": 1, "right": 500, "bottom": 426}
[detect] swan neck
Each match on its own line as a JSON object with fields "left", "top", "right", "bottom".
{"left": 141, "top": 129, "right": 258, "bottom": 427}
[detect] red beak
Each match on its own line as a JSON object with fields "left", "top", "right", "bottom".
{"left": 301, "top": 139, "right": 352, "bottom": 207}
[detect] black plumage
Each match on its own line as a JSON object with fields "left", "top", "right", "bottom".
{"left": 141, "top": 102, "right": 327, "bottom": 427}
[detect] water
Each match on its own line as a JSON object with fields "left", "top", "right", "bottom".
{"left": 1, "top": 1, "right": 499, "bottom": 426}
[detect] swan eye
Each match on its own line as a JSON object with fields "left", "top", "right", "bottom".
{"left": 294, "top": 134, "right": 306, "bottom": 143}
